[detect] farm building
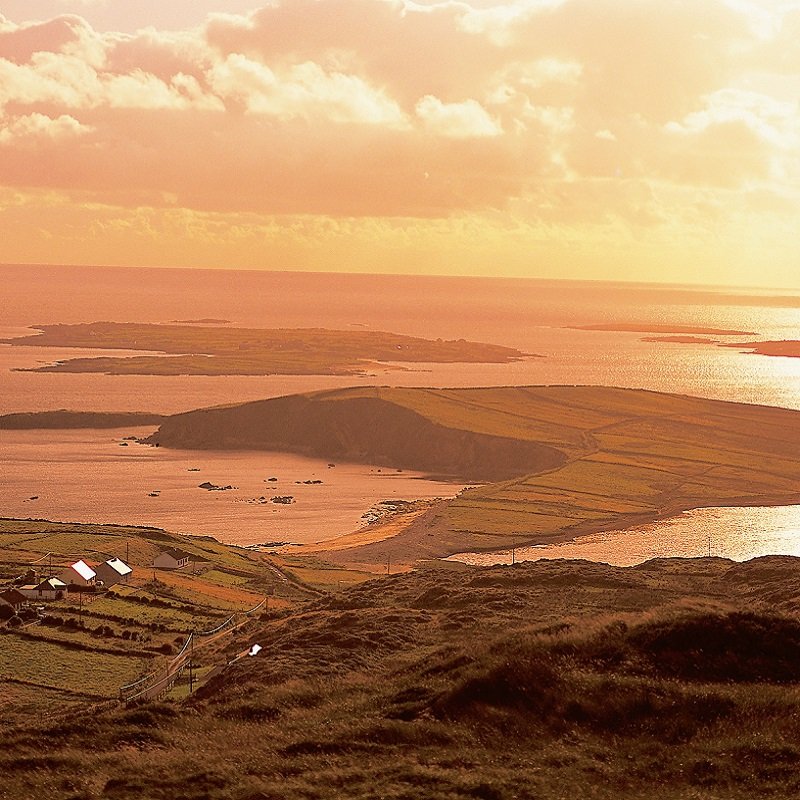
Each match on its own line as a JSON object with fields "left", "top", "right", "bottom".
{"left": 153, "top": 549, "right": 193, "bottom": 570}
{"left": 19, "top": 577, "right": 68, "bottom": 601}
{"left": 95, "top": 557, "right": 133, "bottom": 587}
{"left": 0, "top": 588, "right": 27, "bottom": 613}
{"left": 59, "top": 560, "right": 96, "bottom": 587}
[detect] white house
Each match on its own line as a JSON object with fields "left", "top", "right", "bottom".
{"left": 18, "top": 577, "right": 67, "bottom": 601}
{"left": 153, "top": 549, "right": 192, "bottom": 570}
{"left": 59, "top": 560, "right": 96, "bottom": 587}
{"left": 95, "top": 558, "right": 133, "bottom": 587}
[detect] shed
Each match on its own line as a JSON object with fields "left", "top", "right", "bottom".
{"left": 0, "top": 588, "right": 27, "bottom": 612}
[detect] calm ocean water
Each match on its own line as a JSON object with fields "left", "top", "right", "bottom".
{"left": 1, "top": 264, "right": 798, "bottom": 554}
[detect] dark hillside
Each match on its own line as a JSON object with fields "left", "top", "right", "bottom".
{"left": 6, "top": 556, "right": 800, "bottom": 799}
{"left": 147, "top": 394, "right": 567, "bottom": 482}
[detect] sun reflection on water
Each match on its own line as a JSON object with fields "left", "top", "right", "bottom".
{"left": 449, "top": 505, "right": 800, "bottom": 568}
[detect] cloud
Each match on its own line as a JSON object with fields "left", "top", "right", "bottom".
{"left": 0, "top": 111, "right": 91, "bottom": 143}
{"left": 209, "top": 53, "right": 408, "bottom": 126}
{"left": 0, "top": 0, "right": 798, "bottom": 286}
{"left": 415, "top": 95, "right": 502, "bottom": 138}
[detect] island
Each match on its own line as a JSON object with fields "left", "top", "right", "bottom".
{"left": 0, "top": 411, "right": 165, "bottom": 429}
{"left": 571, "top": 323, "right": 757, "bottom": 336}
{"left": 721, "top": 339, "right": 800, "bottom": 359}
{"left": 1, "top": 322, "right": 533, "bottom": 376}
{"left": 641, "top": 335, "right": 719, "bottom": 344}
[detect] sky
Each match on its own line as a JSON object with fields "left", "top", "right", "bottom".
{"left": 0, "top": 0, "right": 798, "bottom": 287}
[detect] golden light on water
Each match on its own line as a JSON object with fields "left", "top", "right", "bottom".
{"left": 450, "top": 506, "right": 800, "bottom": 568}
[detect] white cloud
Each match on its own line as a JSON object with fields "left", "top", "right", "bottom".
{"left": 594, "top": 129, "right": 617, "bottom": 141}
{"left": 0, "top": 111, "right": 92, "bottom": 143}
{"left": 209, "top": 54, "right": 408, "bottom": 126}
{"left": 415, "top": 95, "right": 502, "bottom": 138}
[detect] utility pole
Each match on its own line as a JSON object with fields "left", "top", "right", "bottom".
{"left": 188, "top": 633, "right": 194, "bottom": 695}
{"left": 511, "top": 547, "right": 516, "bottom": 565}
{"left": 78, "top": 590, "right": 83, "bottom": 625}
{"left": 386, "top": 555, "right": 391, "bottom": 575}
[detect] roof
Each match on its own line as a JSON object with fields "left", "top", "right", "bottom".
{"left": 102, "top": 558, "right": 133, "bottom": 576}
{"left": 37, "top": 577, "right": 67, "bottom": 590}
{"left": 0, "top": 588, "right": 27, "bottom": 605}
{"left": 68, "top": 560, "right": 97, "bottom": 581}
{"left": 159, "top": 549, "right": 193, "bottom": 561}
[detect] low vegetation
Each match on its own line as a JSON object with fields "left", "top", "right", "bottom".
{"left": 4, "top": 555, "right": 800, "bottom": 798}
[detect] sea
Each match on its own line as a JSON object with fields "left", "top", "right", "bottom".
{"left": 1, "top": 263, "right": 799, "bottom": 561}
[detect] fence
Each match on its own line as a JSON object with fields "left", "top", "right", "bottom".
{"left": 118, "top": 596, "right": 267, "bottom": 705}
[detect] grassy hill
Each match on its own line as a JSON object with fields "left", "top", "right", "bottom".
{"left": 5, "top": 556, "right": 800, "bottom": 798}
{"left": 147, "top": 386, "right": 800, "bottom": 564}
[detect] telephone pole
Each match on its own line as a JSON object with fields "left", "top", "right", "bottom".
{"left": 188, "top": 633, "right": 195, "bottom": 694}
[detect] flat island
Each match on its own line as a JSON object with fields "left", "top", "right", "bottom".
{"left": 572, "top": 323, "right": 757, "bottom": 336}
{"left": 2, "top": 322, "right": 532, "bottom": 376}
{"left": 722, "top": 340, "right": 800, "bottom": 359}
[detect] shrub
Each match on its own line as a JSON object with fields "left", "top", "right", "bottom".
{"left": 627, "top": 612, "right": 800, "bottom": 683}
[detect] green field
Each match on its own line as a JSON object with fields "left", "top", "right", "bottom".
{"left": 0, "top": 634, "right": 149, "bottom": 697}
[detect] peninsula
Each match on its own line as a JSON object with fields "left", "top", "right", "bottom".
{"left": 145, "top": 385, "right": 800, "bottom": 568}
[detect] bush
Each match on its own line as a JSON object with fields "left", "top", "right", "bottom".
{"left": 627, "top": 612, "right": 800, "bottom": 684}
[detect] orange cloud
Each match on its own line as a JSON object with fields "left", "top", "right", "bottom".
{"left": 0, "top": 1, "right": 798, "bottom": 286}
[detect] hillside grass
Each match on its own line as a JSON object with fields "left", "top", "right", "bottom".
{"left": 5, "top": 557, "right": 800, "bottom": 798}
{"left": 0, "top": 517, "right": 325, "bottom": 724}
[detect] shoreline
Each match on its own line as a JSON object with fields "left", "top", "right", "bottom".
{"left": 309, "top": 493, "right": 800, "bottom": 571}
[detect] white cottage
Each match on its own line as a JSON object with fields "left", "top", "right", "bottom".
{"left": 18, "top": 577, "right": 67, "bottom": 601}
{"left": 95, "top": 558, "right": 133, "bottom": 587}
{"left": 153, "top": 549, "right": 192, "bottom": 570}
{"left": 59, "top": 560, "right": 96, "bottom": 587}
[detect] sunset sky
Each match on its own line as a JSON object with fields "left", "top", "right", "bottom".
{"left": 1, "top": 0, "right": 798, "bottom": 288}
